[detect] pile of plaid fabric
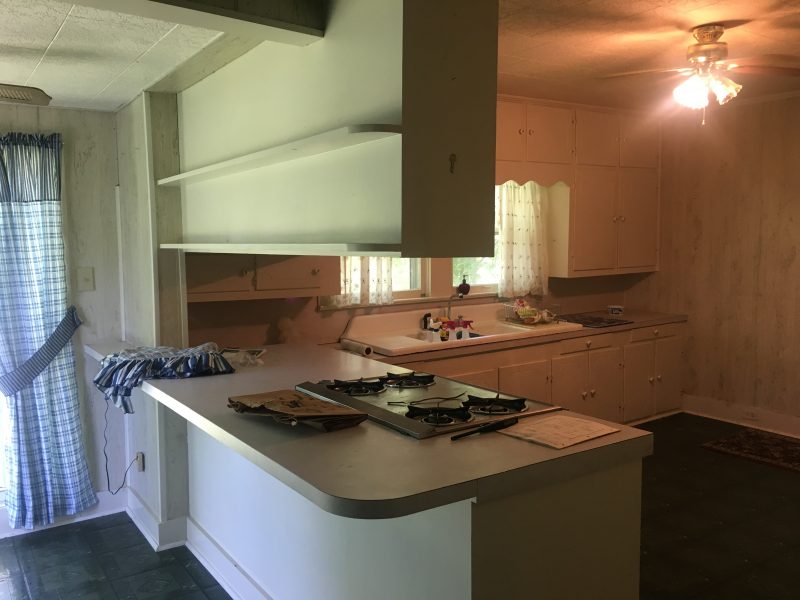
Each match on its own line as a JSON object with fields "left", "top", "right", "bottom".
{"left": 93, "top": 342, "right": 234, "bottom": 413}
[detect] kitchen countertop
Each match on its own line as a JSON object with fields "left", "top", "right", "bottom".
{"left": 358, "top": 309, "right": 688, "bottom": 364}
{"left": 102, "top": 343, "right": 653, "bottom": 519}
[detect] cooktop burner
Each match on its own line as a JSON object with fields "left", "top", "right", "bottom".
{"left": 463, "top": 395, "right": 528, "bottom": 415}
{"left": 560, "top": 314, "right": 634, "bottom": 328}
{"left": 326, "top": 378, "right": 386, "bottom": 396}
{"left": 406, "top": 405, "right": 473, "bottom": 426}
{"left": 379, "top": 371, "right": 436, "bottom": 388}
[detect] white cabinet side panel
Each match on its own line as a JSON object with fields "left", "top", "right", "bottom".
{"left": 187, "top": 425, "right": 471, "bottom": 600}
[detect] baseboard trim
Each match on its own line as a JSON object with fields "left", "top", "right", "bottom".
{"left": 186, "top": 517, "right": 273, "bottom": 600}
{"left": 682, "top": 395, "right": 800, "bottom": 439}
{"left": 126, "top": 489, "right": 187, "bottom": 551}
{"left": 0, "top": 489, "right": 128, "bottom": 539}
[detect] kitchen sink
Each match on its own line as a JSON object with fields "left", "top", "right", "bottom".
{"left": 343, "top": 315, "right": 584, "bottom": 357}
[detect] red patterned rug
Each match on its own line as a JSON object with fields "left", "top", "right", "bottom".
{"left": 704, "top": 428, "right": 800, "bottom": 473}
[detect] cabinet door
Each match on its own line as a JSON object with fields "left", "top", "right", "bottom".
{"left": 498, "top": 359, "right": 551, "bottom": 404}
{"left": 526, "top": 104, "right": 574, "bottom": 164}
{"left": 496, "top": 101, "right": 526, "bottom": 161}
{"left": 655, "top": 336, "right": 683, "bottom": 413}
{"left": 572, "top": 166, "right": 618, "bottom": 271}
{"left": 255, "top": 256, "right": 340, "bottom": 294}
{"left": 618, "top": 168, "right": 659, "bottom": 269}
{"left": 586, "top": 347, "right": 623, "bottom": 422}
{"left": 551, "top": 353, "right": 587, "bottom": 411}
{"left": 576, "top": 110, "right": 619, "bottom": 166}
{"left": 451, "top": 368, "right": 499, "bottom": 391}
{"left": 620, "top": 116, "right": 659, "bottom": 168}
{"left": 185, "top": 253, "right": 254, "bottom": 295}
{"left": 622, "top": 342, "right": 655, "bottom": 422}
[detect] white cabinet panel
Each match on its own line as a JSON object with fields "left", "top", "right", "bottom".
{"left": 498, "top": 360, "right": 551, "bottom": 404}
{"left": 576, "top": 110, "right": 619, "bottom": 166}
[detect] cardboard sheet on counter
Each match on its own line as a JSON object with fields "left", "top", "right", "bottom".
{"left": 228, "top": 389, "right": 367, "bottom": 432}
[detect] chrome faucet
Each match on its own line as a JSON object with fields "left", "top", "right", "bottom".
{"left": 445, "top": 293, "right": 463, "bottom": 320}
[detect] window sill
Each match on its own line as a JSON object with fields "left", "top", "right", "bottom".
{"left": 318, "top": 292, "right": 498, "bottom": 312}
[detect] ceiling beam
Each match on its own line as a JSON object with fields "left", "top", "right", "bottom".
{"left": 67, "top": 0, "right": 326, "bottom": 46}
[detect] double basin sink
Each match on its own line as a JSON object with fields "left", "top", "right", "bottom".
{"left": 342, "top": 305, "right": 584, "bottom": 357}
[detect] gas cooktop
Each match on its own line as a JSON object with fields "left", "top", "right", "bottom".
{"left": 560, "top": 314, "right": 633, "bottom": 328}
{"left": 296, "top": 373, "right": 561, "bottom": 439}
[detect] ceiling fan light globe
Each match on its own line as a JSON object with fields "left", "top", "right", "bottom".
{"left": 673, "top": 74, "right": 709, "bottom": 109}
{"left": 709, "top": 75, "right": 742, "bottom": 105}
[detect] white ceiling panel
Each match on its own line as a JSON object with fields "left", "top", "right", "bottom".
{"left": 0, "top": 0, "right": 72, "bottom": 81}
{"left": 0, "top": 0, "right": 221, "bottom": 111}
{"left": 92, "top": 24, "right": 222, "bottom": 110}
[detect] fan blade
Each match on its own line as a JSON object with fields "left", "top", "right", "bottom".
{"left": 727, "top": 65, "right": 800, "bottom": 77}
{"left": 725, "top": 54, "right": 800, "bottom": 66}
{"left": 598, "top": 66, "right": 692, "bottom": 79}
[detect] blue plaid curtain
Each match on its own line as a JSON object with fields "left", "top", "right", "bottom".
{"left": 0, "top": 133, "right": 97, "bottom": 528}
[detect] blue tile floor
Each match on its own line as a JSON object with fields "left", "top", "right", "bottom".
{"left": 640, "top": 413, "right": 800, "bottom": 600}
{"left": 0, "top": 512, "right": 232, "bottom": 599}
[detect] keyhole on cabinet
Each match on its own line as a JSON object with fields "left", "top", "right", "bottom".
{"left": 449, "top": 153, "right": 457, "bottom": 174}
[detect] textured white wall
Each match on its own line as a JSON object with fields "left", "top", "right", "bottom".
{"left": 175, "top": 0, "right": 403, "bottom": 246}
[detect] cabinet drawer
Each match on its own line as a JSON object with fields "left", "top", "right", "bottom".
{"left": 185, "top": 253, "right": 254, "bottom": 294}
{"left": 629, "top": 323, "right": 679, "bottom": 342}
{"left": 558, "top": 334, "right": 613, "bottom": 354}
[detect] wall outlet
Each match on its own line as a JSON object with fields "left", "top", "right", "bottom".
{"left": 135, "top": 451, "right": 145, "bottom": 472}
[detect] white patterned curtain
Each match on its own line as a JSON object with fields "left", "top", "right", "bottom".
{"left": 496, "top": 181, "right": 549, "bottom": 298}
{"left": 333, "top": 256, "right": 393, "bottom": 306}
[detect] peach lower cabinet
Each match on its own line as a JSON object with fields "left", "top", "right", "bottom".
{"left": 132, "top": 344, "right": 651, "bottom": 600}
{"left": 398, "top": 321, "right": 687, "bottom": 424}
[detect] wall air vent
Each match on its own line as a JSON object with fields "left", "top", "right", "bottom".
{"left": 0, "top": 84, "right": 51, "bottom": 106}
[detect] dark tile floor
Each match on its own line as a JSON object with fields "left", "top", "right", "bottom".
{"left": 640, "top": 413, "right": 800, "bottom": 600}
{"left": 0, "top": 512, "right": 232, "bottom": 599}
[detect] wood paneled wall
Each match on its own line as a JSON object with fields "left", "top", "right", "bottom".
{"left": 625, "top": 96, "right": 800, "bottom": 417}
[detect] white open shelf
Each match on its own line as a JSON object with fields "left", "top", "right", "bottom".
{"left": 157, "top": 124, "right": 403, "bottom": 187}
{"left": 159, "top": 242, "right": 402, "bottom": 257}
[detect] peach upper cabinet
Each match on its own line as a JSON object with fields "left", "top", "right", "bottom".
{"left": 496, "top": 97, "right": 660, "bottom": 278}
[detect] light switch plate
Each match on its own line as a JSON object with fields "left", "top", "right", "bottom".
{"left": 76, "top": 267, "right": 95, "bottom": 292}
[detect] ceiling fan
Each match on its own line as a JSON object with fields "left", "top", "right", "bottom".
{"left": 605, "top": 23, "right": 800, "bottom": 110}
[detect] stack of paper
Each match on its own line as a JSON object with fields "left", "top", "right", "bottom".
{"left": 499, "top": 414, "right": 619, "bottom": 449}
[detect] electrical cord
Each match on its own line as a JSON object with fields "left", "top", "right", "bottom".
{"left": 102, "top": 399, "right": 137, "bottom": 496}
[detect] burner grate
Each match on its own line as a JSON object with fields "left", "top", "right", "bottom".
{"left": 326, "top": 378, "right": 386, "bottom": 396}
{"left": 406, "top": 405, "right": 473, "bottom": 426}
{"left": 379, "top": 371, "right": 436, "bottom": 389}
{"left": 463, "top": 395, "right": 527, "bottom": 415}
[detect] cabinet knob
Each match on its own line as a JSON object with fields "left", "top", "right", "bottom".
{"left": 586, "top": 340, "right": 592, "bottom": 348}
{"left": 648, "top": 377, "right": 655, "bottom": 384}
{"left": 311, "top": 268, "right": 320, "bottom": 276}
{"left": 590, "top": 389, "right": 596, "bottom": 397}
{"left": 654, "top": 329, "right": 659, "bottom": 336}
{"left": 581, "top": 391, "right": 588, "bottom": 399}
{"left": 518, "top": 128, "right": 525, "bottom": 135}
{"left": 619, "top": 215, "right": 626, "bottom": 222}
{"left": 528, "top": 129, "right": 534, "bottom": 135}
{"left": 239, "top": 268, "right": 250, "bottom": 277}
{"left": 656, "top": 375, "right": 662, "bottom": 382}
